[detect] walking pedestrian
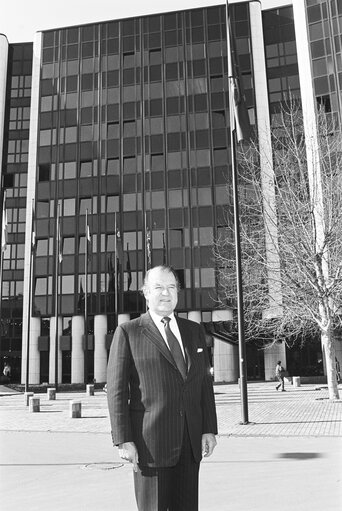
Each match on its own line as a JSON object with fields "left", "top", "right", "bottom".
{"left": 275, "top": 360, "right": 286, "bottom": 391}
{"left": 107, "top": 265, "right": 217, "bottom": 510}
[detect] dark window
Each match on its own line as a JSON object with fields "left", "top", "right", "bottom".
{"left": 39, "top": 164, "right": 51, "bottom": 182}
{"left": 149, "top": 99, "right": 163, "bottom": 116}
{"left": 123, "top": 68, "right": 135, "bottom": 85}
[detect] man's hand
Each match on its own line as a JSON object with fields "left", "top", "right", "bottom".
{"left": 201, "top": 433, "right": 217, "bottom": 458}
{"left": 118, "top": 442, "right": 139, "bottom": 472}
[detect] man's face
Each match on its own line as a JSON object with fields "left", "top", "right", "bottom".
{"left": 144, "top": 268, "right": 178, "bottom": 317}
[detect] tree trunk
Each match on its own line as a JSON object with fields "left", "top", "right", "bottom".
{"left": 321, "top": 329, "right": 340, "bottom": 400}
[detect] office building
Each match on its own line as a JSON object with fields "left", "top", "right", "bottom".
{"left": 0, "top": 0, "right": 341, "bottom": 385}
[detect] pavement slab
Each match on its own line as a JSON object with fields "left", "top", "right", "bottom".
{"left": 1, "top": 381, "right": 341, "bottom": 510}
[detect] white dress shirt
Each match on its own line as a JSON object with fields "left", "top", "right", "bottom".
{"left": 149, "top": 310, "right": 185, "bottom": 358}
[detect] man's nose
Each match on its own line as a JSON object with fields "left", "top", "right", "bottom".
{"left": 161, "top": 287, "right": 169, "bottom": 295}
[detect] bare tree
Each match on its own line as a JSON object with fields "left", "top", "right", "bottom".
{"left": 215, "top": 100, "right": 342, "bottom": 399}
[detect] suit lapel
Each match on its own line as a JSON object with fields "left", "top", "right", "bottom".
{"left": 140, "top": 312, "right": 177, "bottom": 369}
{"left": 176, "top": 317, "right": 193, "bottom": 374}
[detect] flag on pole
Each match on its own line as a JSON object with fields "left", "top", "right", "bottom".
{"left": 162, "top": 232, "right": 166, "bottom": 265}
{"left": 116, "top": 228, "right": 124, "bottom": 264}
{"left": 86, "top": 210, "right": 92, "bottom": 264}
{"left": 126, "top": 242, "right": 132, "bottom": 290}
{"left": 77, "top": 279, "right": 85, "bottom": 313}
{"left": 31, "top": 200, "right": 36, "bottom": 253}
{"left": 146, "top": 228, "right": 152, "bottom": 269}
{"left": 1, "top": 193, "right": 8, "bottom": 253}
{"left": 107, "top": 255, "right": 115, "bottom": 292}
{"left": 227, "top": 2, "right": 251, "bottom": 143}
{"left": 57, "top": 207, "right": 63, "bottom": 263}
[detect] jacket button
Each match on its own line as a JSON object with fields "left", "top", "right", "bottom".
{"left": 180, "top": 410, "right": 183, "bottom": 417}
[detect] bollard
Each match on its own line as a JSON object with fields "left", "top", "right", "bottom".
{"left": 70, "top": 400, "right": 82, "bottom": 418}
{"left": 293, "top": 376, "right": 301, "bottom": 387}
{"left": 29, "top": 397, "right": 40, "bottom": 413}
{"left": 24, "top": 392, "right": 34, "bottom": 406}
{"left": 86, "top": 384, "right": 94, "bottom": 396}
{"left": 47, "top": 388, "right": 56, "bottom": 400}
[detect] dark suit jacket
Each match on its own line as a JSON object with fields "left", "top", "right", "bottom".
{"left": 107, "top": 311, "right": 218, "bottom": 468}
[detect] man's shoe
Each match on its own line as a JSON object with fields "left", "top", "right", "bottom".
{"left": 276, "top": 386, "right": 279, "bottom": 391}
{"left": 281, "top": 389, "right": 286, "bottom": 392}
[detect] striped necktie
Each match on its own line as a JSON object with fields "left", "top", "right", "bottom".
{"left": 161, "top": 317, "right": 187, "bottom": 380}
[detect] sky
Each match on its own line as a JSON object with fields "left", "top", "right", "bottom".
{"left": 0, "top": 0, "right": 225, "bottom": 43}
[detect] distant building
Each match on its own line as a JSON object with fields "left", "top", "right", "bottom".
{"left": 0, "top": 0, "right": 341, "bottom": 385}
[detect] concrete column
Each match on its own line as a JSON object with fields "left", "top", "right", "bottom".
{"left": 49, "top": 316, "right": 62, "bottom": 384}
{"left": 212, "top": 309, "right": 238, "bottom": 382}
{"left": 21, "top": 317, "right": 41, "bottom": 385}
{"left": 118, "top": 314, "right": 130, "bottom": 325}
{"left": 21, "top": 32, "right": 42, "bottom": 383}
{"left": 250, "top": 1, "right": 282, "bottom": 320}
{"left": 94, "top": 314, "right": 107, "bottom": 383}
{"left": 264, "top": 342, "right": 286, "bottom": 381}
{"left": 188, "top": 311, "right": 202, "bottom": 324}
{"left": 71, "top": 315, "right": 85, "bottom": 384}
{"left": 30, "top": 317, "right": 41, "bottom": 384}
{"left": 335, "top": 341, "right": 342, "bottom": 381}
{"left": 0, "top": 35, "right": 8, "bottom": 184}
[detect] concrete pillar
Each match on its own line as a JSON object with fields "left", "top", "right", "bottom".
{"left": 118, "top": 314, "right": 130, "bottom": 325}
{"left": 250, "top": 1, "right": 283, "bottom": 320}
{"left": 188, "top": 311, "right": 202, "bottom": 324}
{"left": 264, "top": 342, "right": 286, "bottom": 381}
{"left": 94, "top": 314, "right": 107, "bottom": 383}
{"left": 21, "top": 32, "right": 42, "bottom": 384}
{"left": 70, "top": 400, "right": 82, "bottom": 418}
{"left": 212, "top": 309, "right": 238, "bottom": 382}
{"left": 71, "top": 315, "right": 85, "bottom": 384}
{"left": 47, "top": 388, "right": 56, "bottom": 400}
{"left": 213, "top": 336, "right": 239, "bottom": 383}
{"left": 335, "top": 341, "right": 342, "bottom": 381}
{"left": 0, "top": 35, "right": 9, "bottom": 179}
{"left": 49, "top": 316, "right": 62, "bottom": 385}
{"left": 21, "top": 317, "right": 41, "bottom": 385}
{"left": 29, "top": 397, "right": 40, "bottom": 413}
{"left": 86, "top": 384, "right": 94, "bottom": 396}
{"left": 293, "top": 376, "right": 301, "bottom": 387}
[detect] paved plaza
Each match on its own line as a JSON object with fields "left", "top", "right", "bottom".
{"left": 1, "top": 381, "right": 341, "bottom": 510}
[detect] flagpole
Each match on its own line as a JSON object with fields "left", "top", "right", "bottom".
{"left": 25, "top": 199, "right": 35, "bottom": 392}
{"left": 54, "top": 202, "right": 61, "bottom": 391}
{"left": 84, "top": 209, "right": 89, "bottom": 385}
{"left": 226, "top": 0, "right": 249, "bottom": 424}
{"left": 114, "top": 211, "right": 118, "bottom": 328}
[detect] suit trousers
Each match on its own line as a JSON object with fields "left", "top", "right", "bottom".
{"left": 133, "top": 423, "right": 200, "bottom": 511}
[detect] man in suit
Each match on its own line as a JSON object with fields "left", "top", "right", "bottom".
{"left": 107, "top": 265, "right": 217, "bottom": 511}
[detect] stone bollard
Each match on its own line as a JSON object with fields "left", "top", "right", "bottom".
{"left": 47, "top": 388, "right": 56, "bottom": 400}
{"left": 70, "top": 400, "right": 82, "bottom": 418}
{"left": 24, "top": 392, "right": 34, "bottom": 406}
{"left": 86, "top": 384, "right": 94, "bottom": 396}
{"left": 29, "top": 397, "right": 40, "bottom": 412}
{"left": 293, "top": 376, "right": 301, "bottom": 387}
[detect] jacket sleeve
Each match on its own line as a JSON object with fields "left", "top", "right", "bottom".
{"left": 106, "top": 325, "right": 133, "bottom": 445}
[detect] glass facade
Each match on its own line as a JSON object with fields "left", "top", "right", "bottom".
{"left": 32, "top": 5, "right": 255, "bottom": 333}
{"left": 306, "top": 0, "right": 342, "bottom": 126}
{"left": 263, "top": 6, "right": 300, "bottom": 119}
{"left": 1, "top": 44, "right": 33, "bottom": 380}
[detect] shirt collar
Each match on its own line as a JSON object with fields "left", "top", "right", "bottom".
{"left": 149, "top": 310, "right": 176, "bottom": 326}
